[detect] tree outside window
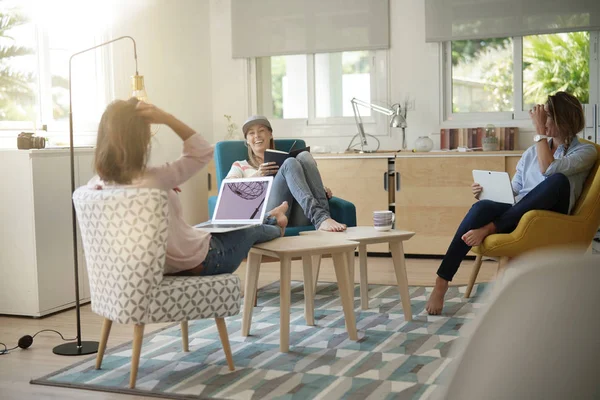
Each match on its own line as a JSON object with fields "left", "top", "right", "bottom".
{"left": 0, "top": 9, "right": 36, "bottom": 121}
{"left": 450, "top": 32, "right": 591, "bottom": 115}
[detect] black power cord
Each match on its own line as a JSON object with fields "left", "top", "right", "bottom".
{"left": 0, "top": 329, "right": 76, "bottom": 355}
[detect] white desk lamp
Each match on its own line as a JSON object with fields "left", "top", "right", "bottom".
{"left": 349, "top": 97, "right": 408, "bottom": 153}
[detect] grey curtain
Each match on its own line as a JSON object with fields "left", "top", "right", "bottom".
{"left": 231, "top": 0, "right": 389, "bottom": 58}
{"left": 425, "top": 0, "right": 600, "bottom": 42}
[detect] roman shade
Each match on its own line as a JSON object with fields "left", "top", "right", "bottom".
{"left": 425, "top": 0, "right": 600, "bottom": 42}
{"left": 231, "top": 0, "right": 389, "bottom": 58}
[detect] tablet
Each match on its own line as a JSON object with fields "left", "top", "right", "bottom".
{"left": 472, "top": 170, "right": 515, "bottom": 205}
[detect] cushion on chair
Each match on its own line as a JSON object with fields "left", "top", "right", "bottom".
{"left": 147, "top": 274, "right": 241, "bottom": 324}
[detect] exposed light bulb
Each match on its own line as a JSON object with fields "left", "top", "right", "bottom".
{"left": 131, "top": 74, "right": 148, "bottom": 102}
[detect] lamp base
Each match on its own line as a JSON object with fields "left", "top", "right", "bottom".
{"left": 53, "top": 341, "right": 99, "bottom": 356}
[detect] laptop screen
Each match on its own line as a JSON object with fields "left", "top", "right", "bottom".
{"left": 213, "top": 178, "right": 272, "bottom": 222}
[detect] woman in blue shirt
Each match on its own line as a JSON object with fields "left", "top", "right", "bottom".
{"left": 427, "top": 92, "right": 597, "bottom": 315}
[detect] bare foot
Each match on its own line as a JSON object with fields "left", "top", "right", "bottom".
{"left": 268, "top": 201, "right": 289, "bottom": 237}
{"left": 461, "top": 222, "right": 496, "bottom": 246}
{"left": 426, "top": 276, "right": 449, "bottom": 315}
{"left": 318, "top": 218, "right": 347, "bottom": 232}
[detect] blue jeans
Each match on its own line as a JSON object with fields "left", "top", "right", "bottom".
{"left": 437, "top": 173, "right": 570, "bottom": 281}
{"left": 199, "top": 218, "right": 280, "bottom": 276}
{"left": 266, "top": 151, "right": 330, "bottom": 228}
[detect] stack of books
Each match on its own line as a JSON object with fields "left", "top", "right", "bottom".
{"left": 440, "top": 127, "right": 519, "bottom": 151}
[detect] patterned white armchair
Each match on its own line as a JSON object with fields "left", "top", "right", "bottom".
{"left": 73, "top": 187, "right": 241, "bottom": 389}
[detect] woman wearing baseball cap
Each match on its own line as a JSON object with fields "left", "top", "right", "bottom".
{"left": 225, "top": 115, "right": 346, "bottom": 232}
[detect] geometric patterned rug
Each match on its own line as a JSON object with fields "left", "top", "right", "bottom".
{"left": 32, "top": 281, "right": 490, "bottom": 400}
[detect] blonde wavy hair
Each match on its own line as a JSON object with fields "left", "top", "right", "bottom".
{"left": 94, "top": 98, "right": 151, "bottom": 184}
{"left": 244, "top": 125, "right": 275, "bottom": 169}
{"left": 546, "top": 92, "right": 585, "bottom": 155}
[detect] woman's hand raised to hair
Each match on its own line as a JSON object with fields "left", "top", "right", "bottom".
{"left": 136, "top": 101, "right": 195, "bottom": 141}
{"left": 471, "top": 182, "right": 482, "bottom": 200}
{"left": 529, "top": 104, "right": 547, "bottom": 134}
{"left": 135, "top": 101, "right": 173, "bottom": 125}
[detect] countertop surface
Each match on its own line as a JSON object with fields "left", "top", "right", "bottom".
{"left": 313, "top": 150, "right": 524, "bottom": 159}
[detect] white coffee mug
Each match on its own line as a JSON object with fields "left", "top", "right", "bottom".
{"left": 373, "top": 210, "right": 395, "bottom": 231}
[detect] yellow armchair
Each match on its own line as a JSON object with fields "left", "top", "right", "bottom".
{"left": 466, "top": 140, "right": 600, "bottom": 298}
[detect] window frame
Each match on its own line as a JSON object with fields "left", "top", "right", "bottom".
{"left": 0, "top": 22, "right": 112, "bottom": 141}
{"left": 249, "top": 49, "right": 391, "bottom": 139}
{"left": 442, "top": 31, "right": 600, "bottom": 126}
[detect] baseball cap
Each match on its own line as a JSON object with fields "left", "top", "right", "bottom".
{"left": 242, "top": 115, "right": 272, "bottom": 136}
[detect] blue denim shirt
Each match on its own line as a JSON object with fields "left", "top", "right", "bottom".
{"left": 511, "top": 136, "right": 597, "bottom": 213}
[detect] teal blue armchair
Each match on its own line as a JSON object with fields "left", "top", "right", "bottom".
{"left": 208, "top": 140, "right": 356, "bottom": 236}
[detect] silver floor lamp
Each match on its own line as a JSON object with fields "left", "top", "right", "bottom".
{"left": 53, "top": 35, "right": 147, "bottom": 356}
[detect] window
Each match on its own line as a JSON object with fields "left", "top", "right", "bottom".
{"left": 0, "top": 5, "right": 110, "bottom": 140}
{"left": 315, "top": 51, "right": 372, "bottom": 118}
{"left": 253, "top": 50, "right": 389, "bottom": 137}
{"left": 444, "top": 31, "right": 599, "bottom": 121}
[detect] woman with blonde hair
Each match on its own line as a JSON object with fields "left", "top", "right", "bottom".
{"left": 88, "top": 98, "right": 288, "bottom": 276}
{"left": 426, "top": 91, "right": 597, "bottom": 315}
{"left": 225, "top": 115, "right": 346, "bottom": 232}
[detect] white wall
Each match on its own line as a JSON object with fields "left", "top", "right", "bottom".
{"left": 208, "top": 0, "right": 536, "bottom": 151}
{"left": 110, "top": 0, "right": 213, "bottom": 224}
{"left": 209, "top": 0, "right": 250, "bottom": 142}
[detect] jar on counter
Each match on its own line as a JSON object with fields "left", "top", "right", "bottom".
{"left": 414, "top": 136, "right": 434, "bottom": 152}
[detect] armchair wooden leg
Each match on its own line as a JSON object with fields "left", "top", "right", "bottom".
{"left": 215, "top": 317, "right": 235, "bottom": 371}
{"left": 496, "top": 256, "right": 510, "bottom": 280}
{"left": 181, "top": 321, "right": 189, "bottom": 352}
{"left": 492, "top": 256, "right": 510, "bottom": 295}
{"left": 129, "top": 324, "right": 145, "bottom": 389}
{"left": 95, "top": 318, "right": 112, "bottom": 370}
{"left": 465, "top": 255, "right": 483, "bottom": 298}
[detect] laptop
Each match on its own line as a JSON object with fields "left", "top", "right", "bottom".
{"left": 472, "top": 170, "right": 515, "bottom": 205}
{"left": 195, "top": 176, "right": 274, "bottom": 233}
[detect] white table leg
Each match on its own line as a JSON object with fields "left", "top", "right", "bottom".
{"left": 332, "top": 252, "right": 358, "bottom": 341}
{"left": 389, "top": 241, "right": 412, "bottom": 321}
{"left": 280, "top": 255, "right": 292, "bottom": 352}
{"left": 302, "top": 255, "right": 315, "bottom": 326}
{"left": 358, "top": 244, "right": 369, "bottom": 310}
{"left": 242, "top": 251, "right": 262, "bottom": 336}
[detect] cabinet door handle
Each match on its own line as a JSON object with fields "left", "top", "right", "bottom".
{"left": 208, "top": 173, "right": 212, "bottom": 191}
{"left": 383, "top": 172, "right": 389, "bottom": 191}
{"left": 396, "top": 172, "right": 401, "bottom": 192}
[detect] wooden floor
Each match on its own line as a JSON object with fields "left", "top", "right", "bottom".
{"left": 0, "top": 256, "right": 497, "bottom": 400}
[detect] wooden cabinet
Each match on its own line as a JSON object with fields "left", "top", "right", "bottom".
{"left": 394, "top": 153, "right": 522, "bottom": 255}
{"left": 314, "top": 156, "right": 391, "bottom": 252}
{"left": 0, "top": 149, "right": 95, "bottom": 316}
